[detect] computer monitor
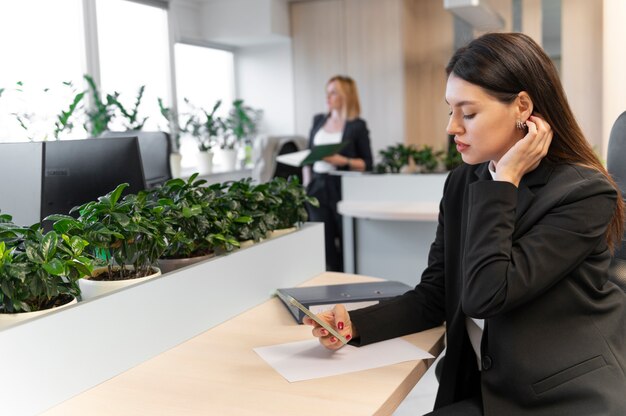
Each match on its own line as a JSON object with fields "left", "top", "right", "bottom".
{"left": 40, "top": 136, "right": 146, "bottom": 221}
{"left": 100, "top": 131, "right": 172, "bottom": 188}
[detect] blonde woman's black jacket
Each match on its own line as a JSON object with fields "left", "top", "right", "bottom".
{"left": 307, "top": 113, "right": 373, "bottom": 205}
{"left": 350, "top": 160, "right": 626, "bottom": 415}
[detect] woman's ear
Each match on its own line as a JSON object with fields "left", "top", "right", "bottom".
{"left": 517, "top": 91, "right": 533, "bottom": 121}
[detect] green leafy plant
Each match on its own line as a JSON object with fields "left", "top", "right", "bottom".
{"left": 266, "top": 176, "right": 319, "bottom": 230}
{"left": 411, "top": 145, "right": 444, "bottom": 173}
{"left": 158, "top": 97, "right": 181, "bottom": 153}
{"left": 225, "top": 178, "right": 275, "bottom": 242}
{"left": 60, "top": 183, "right": 166, "bottom": 280}
{"left": 149, "top": 174, "right": 239, "bottom": 258}
{"left": 375, "top": 143, "right": 414, "bottom": 173}
{"left": 110, "top": 85, "right": 148, "bottom": 131}
{"left": 0, "top": 216, "right": 92, "bottom": 314}
{"left": 83, "top": 74, "right": 116, "bottom": 137}
{"left": 53, "top": 81, "right": 85, "bottom": 140}
{"left": 182, "top": 99, "right": 224, "bottom": 152}
{"left": 222, "top": 99, "right": 262, "bottom": 150}
{"left": 375, "top": 143, "right": 447, "bottom": 173}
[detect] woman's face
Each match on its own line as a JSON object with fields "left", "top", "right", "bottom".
{"left": 445, "top": 74, "right": 521, "bottom": 165}
{"left": 326, "top": 81, "right": 344, "bottom": 112}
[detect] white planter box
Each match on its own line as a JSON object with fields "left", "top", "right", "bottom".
{"left": 0, "top": 223, "right": 324, "bottom": 416}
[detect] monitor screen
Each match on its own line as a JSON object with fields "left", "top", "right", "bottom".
{"left": 40, "top": 136, "right": 146, "bottom": 221}
{"left": 100, "top": 131, "right": 172, "bottom": 189}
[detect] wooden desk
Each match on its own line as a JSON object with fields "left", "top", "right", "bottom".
{"left": 43, "top": 273, "right": 445, "bottom": 416}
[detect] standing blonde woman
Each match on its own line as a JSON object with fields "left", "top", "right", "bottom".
{"left": 305, "top": 75, "right": 373, "bottom": 272}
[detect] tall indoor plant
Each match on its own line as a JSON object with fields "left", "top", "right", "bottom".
{"left": 182, "top": 99, "right": 223, "bottom": 175}
{"left": 221, "top": 99, "right": 262, "bottom": 170}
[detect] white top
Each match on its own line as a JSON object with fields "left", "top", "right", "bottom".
{"left": 465, "top": 161, "right": 496, "bottom": 369}
{"left": 312, "top": 128, "right": 343, "bottom": 173}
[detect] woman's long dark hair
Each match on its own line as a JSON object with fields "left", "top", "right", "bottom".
{"left": 446, "top": 32, "right": 624, "bottom": 251}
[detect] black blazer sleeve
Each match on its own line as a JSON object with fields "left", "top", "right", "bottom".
{"left": 339, "top": 119, "right": 373, "bottom": 171}
{"left": 349, "top": 172, "right": 451, "bottom": 345}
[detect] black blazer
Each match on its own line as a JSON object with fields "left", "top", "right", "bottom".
{"left": 308, "top": 113, "right": 373, "bottom": 172}
{"left": 350, "top": 161, "right": 626, "bottom": 415}
{"left": 307, "top": 114, "right": 374, "bottom": 206}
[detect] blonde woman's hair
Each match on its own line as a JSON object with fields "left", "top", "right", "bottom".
{"left": 328, "top": 75, "right": 361, "bottom": 120}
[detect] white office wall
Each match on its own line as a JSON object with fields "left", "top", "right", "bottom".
{"left": 562, "top": 0, "right": 603, "bottom": 153}
{"left": 602, "top": 0, "right": 626, "bottom": 157}
{"left": 170, "top": 0, "right": 204, "bottom": 41}
{"left": 236, "top": 42, "right": 296, "bottom": 135}
{"left": 200, "top": 0, "right": 289, "bottom": 46}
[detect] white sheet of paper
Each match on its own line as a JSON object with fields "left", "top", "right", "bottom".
{"left": 253, "top": 338, "right": 433, "bottom": 382}
{"left": 275, "top": 149, "right": 310, "bottom": 167}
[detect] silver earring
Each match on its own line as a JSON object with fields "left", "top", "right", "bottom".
{"left": 516, "top": 120, "right": 527, "bottom": 130}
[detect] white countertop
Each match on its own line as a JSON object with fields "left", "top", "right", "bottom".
{"left": 337, "top": 200, "right": 439, "bottom": 221}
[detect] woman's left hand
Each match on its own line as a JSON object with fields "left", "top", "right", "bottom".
{"left": 495, "top": 115, "right": 553, "bottom": 187}
{"left": 323, "top": 154, "right": 348, "bottom": 167}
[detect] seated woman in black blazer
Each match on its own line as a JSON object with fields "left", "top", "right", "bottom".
{"left": 304, "top": 75, "right": 373, "bottom": 272}
{"left": 304, "top": 33, "right": 626, "bottom": 415}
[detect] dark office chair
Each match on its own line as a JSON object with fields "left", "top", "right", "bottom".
{"left": 607, "top": 111, "right": 626, "bottom": 292}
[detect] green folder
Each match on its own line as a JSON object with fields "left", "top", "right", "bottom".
{"left": 300, "top": 142, "right": 347, "bottom": 166}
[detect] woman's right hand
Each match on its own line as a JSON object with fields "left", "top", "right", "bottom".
{"left": 303, "top": 304, "right": 356, "bottom": 350}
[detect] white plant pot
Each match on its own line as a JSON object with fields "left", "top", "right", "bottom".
{"left": 169, "top": 152, "right": 182, "bottom": 178}
{"left": 158, "top": 252, "right": 216, "bottom": 274}
{"left": 215, "top": 148, "right": 238, "bottom": 171}
{"left": 197, "top": 151, "right": 214, "bottom": 175}
{"left": 79, "top": 266, "right": 162, "bottom": 301}
{"left": 0, "top": 296, "right": 77, "bottom": 329}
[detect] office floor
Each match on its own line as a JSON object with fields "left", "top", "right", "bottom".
{"left": 393, "top": 349, "right": 444, "bottom": 416}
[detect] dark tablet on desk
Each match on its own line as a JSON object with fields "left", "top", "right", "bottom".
{"left": 277, "top": 281, "right": 412, "bottom": 323}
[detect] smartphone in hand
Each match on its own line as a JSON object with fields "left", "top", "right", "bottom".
{"left": 277, "top": 292, "right": 348, "bottom": 344}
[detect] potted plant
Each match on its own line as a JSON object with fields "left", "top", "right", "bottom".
{"left": 182, "top": 99, "right": 223, "bottom": 175}
{"left": 224, "top": 178, "right": 275, "bottom": 246}
{"left": 411, "top": 145, "right": 444, "bottom": 173}
{"left": 374, "top": 143, "right": 414, "bottom": 173}
{"left": 152, "top": 174, "right": 239, "bottom": 273}
{"left": 109, "top": 85, "right": 148, "bottom": 131}
{"left": 0, "top": 214, "right": 92, "bottom": 328}
{"left": 266, "top": 176, "right": 319, "bottom": 237}
{"left": 83, "top": 74, "right": 116, "bottom": 138}
{"left": 52, "top": 183, "right": 166, "bottom": 300}
{"left": 221, "top": 99, "right": 262, "bottom": 170}
{"left": 158, "top": 97, "right": 182, "bottom": 178}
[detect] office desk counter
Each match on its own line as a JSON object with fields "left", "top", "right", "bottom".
{"left": 44, "top": 273, "right": 445, "bottom": 416}
{"left": 338, "top": 200, "right": 439, "bottom": 221}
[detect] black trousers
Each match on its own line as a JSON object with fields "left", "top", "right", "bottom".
{"left": 306, "top": 173, "right": 343, "bottom": 272}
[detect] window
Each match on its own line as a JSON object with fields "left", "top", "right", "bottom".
{"left": 96, "top": 0, "right": 170, "bottom": 132}
{"left": 0, "top": 0, "right": 86, "bottom": 141}
{"left": 174, "top": 43, "right": 235, "bottom": 165}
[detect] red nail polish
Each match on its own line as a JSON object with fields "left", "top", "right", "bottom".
{"left": 337, "top": 322, "right": 344, "bottom": 330}
{"left": 330, "top": 337, "right": 337, "bottom": 343}
{"left": 346, "top": 334, "right": 352, "bottom": 340}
